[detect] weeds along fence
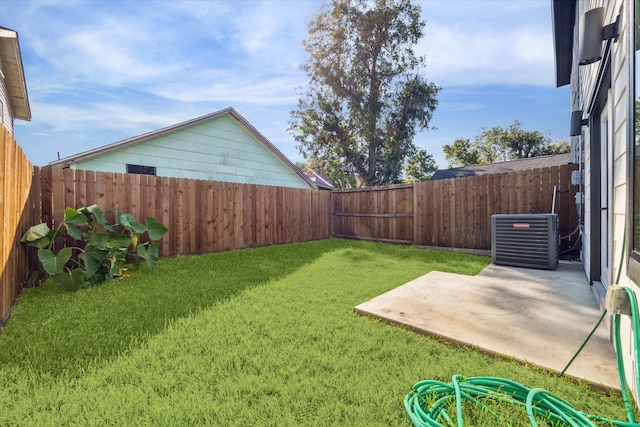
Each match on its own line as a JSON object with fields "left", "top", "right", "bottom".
{"left": 1, "top": 128, "right": 38, "bottom": 325}
{"left": 34, "top": 166, "right": 332, "bottom": 258}
{"left": 332, "top": 163, "right": 579, "bottom": 251}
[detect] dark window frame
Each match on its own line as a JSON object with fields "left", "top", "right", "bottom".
{"left": 126, "top": 164, "right": 156, "bottom": 176}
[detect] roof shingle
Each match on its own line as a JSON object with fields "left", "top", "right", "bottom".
{"left": 430, "top": 154, "right": 572, "bottom": 181}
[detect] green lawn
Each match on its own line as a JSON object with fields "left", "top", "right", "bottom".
{"left": 0, "top": 239, "right": 633, "bottom": 425}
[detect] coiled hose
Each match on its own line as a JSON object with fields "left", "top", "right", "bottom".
{"left": 405, "top": 236, "right": 640, "bottom": 426}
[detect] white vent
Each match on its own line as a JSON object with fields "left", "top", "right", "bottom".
{"left": 491, "top": 214, "right": 559, "bottom": 270}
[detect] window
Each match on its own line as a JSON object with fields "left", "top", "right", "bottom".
{"left": 126, "top": 164, "right": 156, "bottom": 176}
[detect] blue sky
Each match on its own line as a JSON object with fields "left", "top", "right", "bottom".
{"left": 2, "top": 0, "right": 569, "bottom": 169}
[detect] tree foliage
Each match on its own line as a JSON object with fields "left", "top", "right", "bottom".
{"left": 536, "top": 140, "right": 571, "bottom": 156}
{"left": 289, "top": 0, "right": 440, "bottom": 186}
{"left": 442, "top": 138, "right": 480, "bottom": 168}
{"left": 405, "top": 149, "right": 437, "bottom": 182}
{"left": 442, "top": 120, "right": 570, "bottom": 168}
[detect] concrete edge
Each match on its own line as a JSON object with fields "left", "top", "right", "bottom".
{"left": 353, "top": 307, "right": 620, "bottom": 394}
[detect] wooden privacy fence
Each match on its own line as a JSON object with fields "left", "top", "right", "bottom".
{"left": 333, "top": 184, "right": 414, "bottom": 244}
{"left": 332, "top": 163, "right": 579, "bottom": 251}
{"left": 34, "top": 166, "right": 332, "bottom": 258}
{"left": 1, "top": 128, "right": 38, "bottom": 325}
{"left": 2, "top": 160, "right": 577, "bottom": 326}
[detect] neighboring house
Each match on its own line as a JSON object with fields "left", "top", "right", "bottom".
{"left": 430, "top": 153, "right": 572, "bottom": 181}
{"left": 50, "top": 108, "right": 315, "bottom": 189}
{"left": 303, "top": 168, "right": 334, "bottom": 190}
{"left": 0, "top": 26, "right": 31, "bottom": 134}
{"left": 552, "top": 0, "right": 639, "bottom": 406}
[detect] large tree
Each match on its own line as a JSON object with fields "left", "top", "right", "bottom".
{"left": 289, "top": 0, "right": 440, "bottom": 186}
{"left": 442, "top": 120, "right": 570, "bottom": 168}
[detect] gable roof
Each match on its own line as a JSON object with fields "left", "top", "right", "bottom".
{"left": 304, "top": 168, "right": 334, "bottom": 190}
{"left": 50, "top": 107, "right": 315, "bottom": 188}
{"left": 0, "top": 26, "right": 31, "bottom": 121}
{"left": 430, "top": 153, "right": 573, "bottom": 181}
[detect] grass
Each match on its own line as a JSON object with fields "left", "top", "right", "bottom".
{"left": 0, "top": 238, "right": 634, "bottom": 425}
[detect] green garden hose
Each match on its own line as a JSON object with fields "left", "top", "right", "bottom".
{"left": 405, "top": 230, "right": 640, "bottom": 426}
{"left": 405, "top": 288, "right": 640, "bottom": 426}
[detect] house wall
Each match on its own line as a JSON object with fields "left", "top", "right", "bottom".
{"left": 73, "top": 115, "right": 309, "bottom": 189}
{"left": 572, "top": 0, "right": 639, "bottom": 405}
{"left": 0, "top": 65, "right": 14, "bottom": 134}
{"left": 615, "top": 0, "right": 640, "bottom": 406}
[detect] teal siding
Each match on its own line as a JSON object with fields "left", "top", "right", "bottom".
{"left": 75, "top": 115, "right": 309, "bottom": 189}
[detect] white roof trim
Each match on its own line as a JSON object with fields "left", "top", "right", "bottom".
{"left": 0, "top": 26, "right": 31, "bottom": 121}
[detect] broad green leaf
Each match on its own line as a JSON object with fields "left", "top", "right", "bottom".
{"left": 38, "top": 247, "right": 72, "bottom": 276}
{"left": 23, "top": 237, "right": 50, "bottom": 249}
{"left": 92, "top": 232, "right": 110, "bottom": 249}
{"left": 64, "top": 207, "right": 89, "bottom": 227}
{"left": 145, "top": 217, "right": 168, "bottom": 240}
{"left": 108, "top": 235, "right": 133, "bottom": 250}
{"left": 48, "top": 269, "right": 85, "bottom": 292}
{"left": 84, "top": 204, "right": 101, "bottom": 215}
{"left": 131, "top": 221, "right": 147, "bottom": 234}
{"left": 66, "top": 225, "right": 83, "bottom": 241}
{"left": 21, "top": 223, "right": 50, "bottom": 243}
{"left": 88, "top": 269, "right": 108, "bottom": 285}
{"left": 79, "top": 245, "right": 107, "bottom": 279}
{"left": 84, "top": 205, "right": 111, "bottom": 229}
{"left": 137, "top": 243, "right": 160, "bottom": 270}
{"left": 137, "top": 244, "right": 146, "bottom": 260}
{"left": 118, "top": 213, "right": 147, "bottom": 234}
{"left": 78, "top": 205, "right": 96, "bottom": 224}
{"left": 117, "top": 212, "right": 134, "bottom": 227}
{"left": 70, "top": 268, "right": 87, "bottom": 290}
{"left": 106, "top": 257, "right": 125, "bottom": 280}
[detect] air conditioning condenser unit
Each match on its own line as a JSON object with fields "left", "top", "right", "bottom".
{"left": 491, "top": 214, "right": 559, "bottom": 270}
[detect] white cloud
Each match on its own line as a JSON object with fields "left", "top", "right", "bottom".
{"left": 7, "top": 0, "right": 569, "bottom": 168}
{"left": 418, "top": 1, "right": 556, "bottom": 87}
{"left": 58, "top": 20, "right": 189, "bottom": 84}
{"left": 439, "top": 101, "right": 485, "bottom": 112}
{"left": 150, "top": 73, "right": 306, "bottom": 105}
{"left": 30, "top": 101, "right": 183, "bottom": 134}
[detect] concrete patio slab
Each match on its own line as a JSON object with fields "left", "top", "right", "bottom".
{"left": 355, "top": 261, "right": 620, "bottom": 390}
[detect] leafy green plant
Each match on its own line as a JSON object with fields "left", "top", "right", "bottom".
{"left": 21, "top": 205, "right": 168, "bottom": 291}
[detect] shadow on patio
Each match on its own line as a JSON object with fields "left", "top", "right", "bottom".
{"left": 355, "top": 261, "right": 620, "bottom": 390}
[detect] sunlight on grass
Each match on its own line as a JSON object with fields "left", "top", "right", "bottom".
{"left": 0, "top": 239, "right": 631, "bottom": 425}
